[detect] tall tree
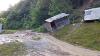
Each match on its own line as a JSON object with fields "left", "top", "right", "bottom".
{"left": 49, "top": 0, "right": 73, "bottom": 15}
{"left": 30, "top": 0, "right": 51, "bottom": 28}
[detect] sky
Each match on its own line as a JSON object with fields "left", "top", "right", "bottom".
{"left": 0, "top": 0, "right": 21, "bottom": 12}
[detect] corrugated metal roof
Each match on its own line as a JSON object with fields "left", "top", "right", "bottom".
{"left": 85, "top": 7, "right": 100, "bottom": 11}
{"left": 45, "top": 13, "right": 69, "bottom": 22}
{"left": 84, "top": 7, "right": 100, "bottom": 20}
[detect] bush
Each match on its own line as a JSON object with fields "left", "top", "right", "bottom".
{"left": 33, "top": 26, "right": 47, "bottom": 32}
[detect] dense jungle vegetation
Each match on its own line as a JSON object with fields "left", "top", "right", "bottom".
{"left": 0, "top": 0, "right": 99, "bottom": 31}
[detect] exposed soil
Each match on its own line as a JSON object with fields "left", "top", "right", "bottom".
{"left": 0, "top": 30, "right": 100, "bottom": 56}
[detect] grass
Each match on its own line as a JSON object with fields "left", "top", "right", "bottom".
{"left": 0, "top": 42, "right": 26, "bottom": 56}
{"left": 1, "top": 30, "right": 17, "bottom": 34}
{"left": 54, "top": 22, "right": 100, "bottom": 51}
{"left": 53, "top": 25, "right": 73, "bottom": 39}
{"left": 33, "top": 26, "right": 47, "bottom": 33}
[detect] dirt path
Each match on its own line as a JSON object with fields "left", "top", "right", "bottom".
{"left": 47, "top": 34, "right": 100, "bottom": 56}
{"left": 0, "top": 30, "right": 100, "bottom": 56}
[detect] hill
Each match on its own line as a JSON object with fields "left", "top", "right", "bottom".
{"left": 0, "top": 0, "right": 92, "bottom": 30}
{"left": 54, "top": 22, "right": 100, "bottom": 51}
{"left": 0, "top": 0, "right": 72, "bottom": 29}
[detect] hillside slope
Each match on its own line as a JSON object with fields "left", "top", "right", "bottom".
{"left": 54, "top": 22, "right": 100, "bottom": 51}
{"left": 1, "top": 0, "right": 95, "bottom": 30}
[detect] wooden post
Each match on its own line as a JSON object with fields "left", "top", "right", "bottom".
{"left": 0, "top": 24, "right": 2, "bottom": 33}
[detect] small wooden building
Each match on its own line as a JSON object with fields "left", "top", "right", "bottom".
{"left": 44, "top": 13, "right": 70, "bottom": 32}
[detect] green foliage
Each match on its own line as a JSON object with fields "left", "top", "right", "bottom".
{"left": 33, "top": 26, "right": 47, "bottom": 32}
{"left": 91, "top": 0, "right": 100, "bottom": 8}
{"left": 5, "top": 0, "right": 36, "bottom": 29}
{"left": 69, "top": 10, "right": 83, "bottom": 24}
{"left": 54, "top": 25, "right": 72, "bottom": 39}
{"left": 71, "top": 0, "right": 85, "bottom": 9}
{"left": 1, "top": 30, "right": 17, "bottom": 34}
{"left": 49, "top": 0, "right": 73, "bottom": 16}
{"left": 0, "top": 18, "right": 7, "bottom": 28}
{"left": 0, "top": 0, "right": 98, "bottom": 31}
{"left": 30, "top": 0, "right": 51, "bottom": 28}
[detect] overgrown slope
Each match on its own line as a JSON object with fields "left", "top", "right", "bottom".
{"left": 0, "top": 0, "right": 87, "bottom": 29}
{"left": 54, "top": 22, "right": 100, "bottom": 51}
{"left": 0, "top": 0, "right": 100, "bottom": 31}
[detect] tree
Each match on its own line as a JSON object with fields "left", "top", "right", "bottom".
{"left": 0, "top": 0, "right": 89, "bottom": 29}
{"left": 30, "top": 0, "right": 51, "bottom": 28}
{"left": 49, "top": 0, "right": 73, "bottom": 16}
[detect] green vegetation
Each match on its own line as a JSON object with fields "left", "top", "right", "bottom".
{"left": 33, "top": 26, "right": 47, "bottom": 32}
{"left": 54, "top": 22, "right": 100, "bottom": 51}
{"left": 1, "top": 30, "right": 17, "bottom": 34}
{"left": 0, "top": 0, "right": 87, "bottom": 31}
{"left": 91, "top": 0, "right": 100, "bottom": 8}
{"left": 54, "top": 25, "right": 73, "bottom": 38}
{"left": 0, "top": 42, "right": 26, "bottom": 56}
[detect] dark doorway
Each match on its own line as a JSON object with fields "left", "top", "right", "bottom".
{"left": 51, "top": 21, "right": 56, "bottom": 29}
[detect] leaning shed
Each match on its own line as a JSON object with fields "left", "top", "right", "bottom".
{"left": 44, "top": 13, "right": 70, "bottom": 32}
{"left": 84, "top": 7, "right": 100, "bottom": 21}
